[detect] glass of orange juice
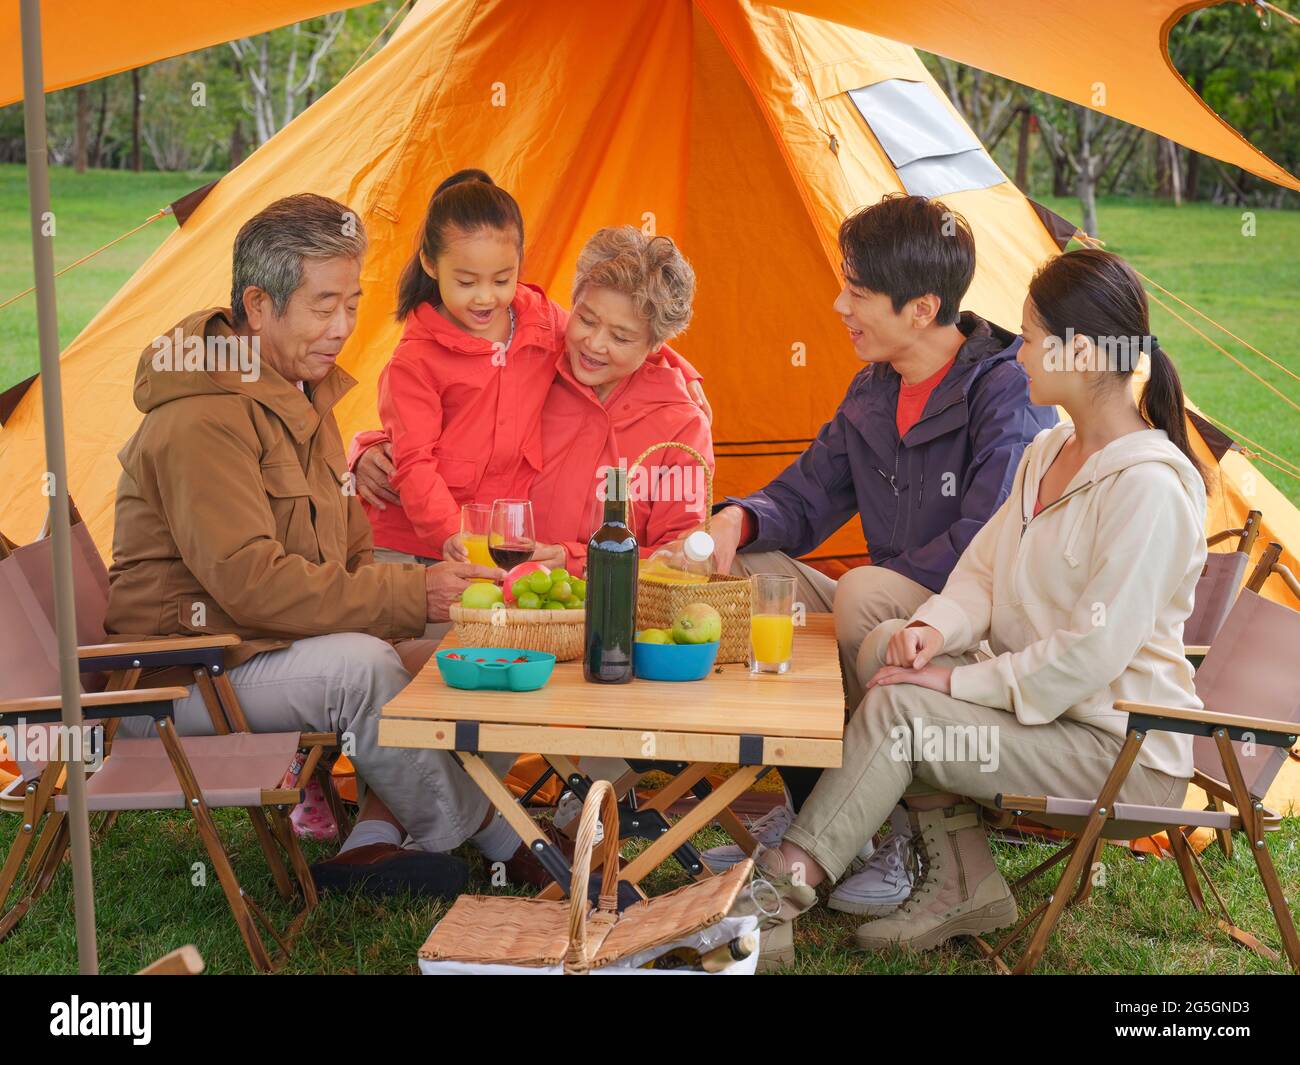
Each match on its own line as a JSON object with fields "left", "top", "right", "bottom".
{"left": 460, "top": 503, "right": 494, "bottom": 579}
{"left": 749, "top": 573, "right": 796, "bottom": 674}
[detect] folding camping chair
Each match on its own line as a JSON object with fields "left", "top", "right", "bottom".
{"left": 0, "top": 505, "right": 333, "bottom": 971}
{"left": 1183, "top": 509, "right": 1262, "bottom": 658}
{"left": 970, "top": 589, "right": 1300, "bottom": 975}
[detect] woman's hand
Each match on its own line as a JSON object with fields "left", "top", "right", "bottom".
{"left": 356, "top": 441, "right": 400, "bottom": 510}
{"left": 867, "top": 664, "right": 953, "bottom": 695}
{"left": 531, "top": 542, "right": 569, "bottom": 569}
{"left": 442, "top": 533, "right": 469, "bottom": 563}
{"left": 886, "top": 622, "right": 945, "bottom": 669}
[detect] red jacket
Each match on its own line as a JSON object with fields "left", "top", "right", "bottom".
{"left": 531, "top": 347, "right": 715, "bottom": 575}
{"left": 365, "top": 283, "right": 561, "bottom": 557}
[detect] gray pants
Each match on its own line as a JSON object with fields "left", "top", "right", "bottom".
{"left": 161, "top": 632, "right": 513, "bottom": 853}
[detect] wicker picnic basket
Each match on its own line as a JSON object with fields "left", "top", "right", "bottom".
{"left": 631, "top": 441, "right": 751, "bottom": 664}
{"left": 418, "top": 780, "right": 756, "bottom": 974}
{"left": 448, "top": 603, "right": 585, "bottom": 662}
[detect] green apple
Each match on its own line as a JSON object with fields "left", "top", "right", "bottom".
{"left": 461, "top": 583, "right": 504, "bottom": 610}
{"left": 636, "top": 628, "right": 673, "bottom": 644}
{"left": 517, "top": 591, "right": 542, "bottom": 610}
{"left": 671, "top": 602, "right": 722, "bottom": 644}
{"left": 528, "top": 570, "right": 553, "bottom": 595}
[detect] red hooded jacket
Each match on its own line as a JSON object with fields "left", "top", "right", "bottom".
{"left": 531, "top": 347, "right": 715, "bottom": 575}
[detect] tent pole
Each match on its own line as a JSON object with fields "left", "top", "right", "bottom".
{"left": 19, "top": 0, "right": 98, "bottom": 975}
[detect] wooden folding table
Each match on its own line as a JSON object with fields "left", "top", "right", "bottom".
{"left": 379, "top": 613, "right": 845, "bottom": 898}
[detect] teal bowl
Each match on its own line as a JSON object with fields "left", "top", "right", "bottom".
{"left": 632, "top": 636, "right": 720, "bottom": 681}
{"left": 435, "top": 648, "right": 556, "bottom": 692}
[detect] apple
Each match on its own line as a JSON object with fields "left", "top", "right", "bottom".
{"left": 502, "top": 561, "right": 549, "bottom": 605}
{"left": 671, "top": 602, "right": 722, "bottom": 645}
{"left": 461, "top": 583, "right": 504, "bottom": 610}
{"left": 636, "top": 629, "right": 673, "bottom": 644}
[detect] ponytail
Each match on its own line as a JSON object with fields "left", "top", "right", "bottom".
{"left": 1029, "top": 248, "right": 1208, "bottom": 488}
{"left": 395, "top": 168, "right": 524, "bottom": 321}
{"left": 1141, "top": 341, "right": 1206, "bottom": 486}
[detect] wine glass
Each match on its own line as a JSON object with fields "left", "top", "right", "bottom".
{"left": 489, "top": 499, "right": 536, "bottom": 571}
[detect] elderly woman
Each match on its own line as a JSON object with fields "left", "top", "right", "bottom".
{"left": 355, "top": 225, "right": 714, "bottom": 575}
{"left": 350, "top": 225, "right": 712, "bottom": 867}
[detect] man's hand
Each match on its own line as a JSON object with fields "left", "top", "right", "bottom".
{"left": 357, "top": 441, "right": 400, "bottom": 510}
{"left": 705, "top": 505, "right": 746, "bottom": 575}
{"left": 885, "top": 622, "right": 945, "bottom": 669}
{"left": 866, "top": 664, "right": 952, "bottom": 695}
{"left": 424, "top": 562, "right": 504, "bottom": 621}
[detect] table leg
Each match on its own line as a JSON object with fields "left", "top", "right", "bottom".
{"left": 618, "top": 765, "right": 765, "bottom": 888}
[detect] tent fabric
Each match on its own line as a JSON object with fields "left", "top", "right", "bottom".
{"left": 0, "top": 1, "right": 1294, "bottom": 192}
{"left": 1, "top": 0, "right": 1297, "bottom": 598}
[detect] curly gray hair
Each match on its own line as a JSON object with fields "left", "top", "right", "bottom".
{"left": 571, "top": 226, "right": 695, "bottom": 349}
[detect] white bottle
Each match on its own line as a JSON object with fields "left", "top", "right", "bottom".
{"left": 642, "top": 530, "right": 715, "bottom": 585}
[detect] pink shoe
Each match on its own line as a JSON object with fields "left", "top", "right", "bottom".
{"left": 291, "top": 776, "right": 339, "bottom": 841}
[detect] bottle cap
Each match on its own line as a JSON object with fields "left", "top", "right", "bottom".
{"left": 683, "top": 530, "right": 715, "bottom": 563}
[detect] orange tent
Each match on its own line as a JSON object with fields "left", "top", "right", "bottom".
{"left": 3, "top": 0, "right": 1297, "bottom": 586}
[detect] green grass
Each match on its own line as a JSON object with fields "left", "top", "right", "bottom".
{"left": 0, "top": 169, "right": 1296, "bottom": 503}
{"left": 0, "top": 164, "right": 220, "bottom": 389}
{"left": 0, "top": 809, "right": 1293, "bottom": 974}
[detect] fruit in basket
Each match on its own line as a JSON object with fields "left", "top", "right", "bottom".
{"left": 517, "top": 591, "right": 542, "bottom": 610}
{"left": 671, "top": 602, "right": 722, "bottom": 645}
{"left": 636, "top": 628, "right": 673, "bottom": 644}
{"left": 460, "top": 583, "right": 504, "bottom": 610}
{"left": 550, "top": 580, "right": 572, "bottom": 602}
{"left": 502, "top": 561, "right": 548, "bottom": 605}
{"left": 527, "top": 569, "right": 552, "bottom": 595}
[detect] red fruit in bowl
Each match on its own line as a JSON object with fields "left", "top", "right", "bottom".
{"left": 502, "top": 561, "right": 549, "bottom": 605}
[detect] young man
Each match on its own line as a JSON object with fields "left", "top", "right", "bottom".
{"left": 701, "top": 195, "right": 1056, "bottom": 913}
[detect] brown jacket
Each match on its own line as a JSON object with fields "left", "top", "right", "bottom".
{"left": 107, "top": 308, "right": 427, "bottom": 669}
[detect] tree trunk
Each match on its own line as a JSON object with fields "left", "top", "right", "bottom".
{"left": 1155, "top": 137, "right": 1170, "bottom": 198}
{"left": 1076, "top": 108, "right": 1099, "bottom": 237}
{"left": 1166, "top": 140, "right": 1183, "bottom": 207}
{"left": 74, "top": 86, "right": 89, "bottom": 173}
{"left": 229, "top": 121, "right": 247, "bottom": 168}
{"left": 1014, "top": 107, "right": 1031, "bottom": 193}
{"left": 131, "top": 68, "right": 142, "bottom": 172}
{"left": 1185, "top": 150, "right": 1202, "bottom": 202}
{"left": 90, "top": 81, "right": 110, "bottom": 166}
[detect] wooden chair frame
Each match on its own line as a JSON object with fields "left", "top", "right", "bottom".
{"left": 970, "top": 702, "right": 1299, "bottom": 975}
{"left": 0, "top": 637, "right": 327, "bottom": 972}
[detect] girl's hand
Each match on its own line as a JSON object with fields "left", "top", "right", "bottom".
{"left": 531, "top": 542, "right": 569, "bottom": 569}
{"left": 867, "top": 664, "right": 953, "bottom": 695}
{"left": 886, "top": 622, "right": 945, "bottom": 669}
{"left": 357, "top": 441, "right": 400, "bottom": 509}
{"left": 442, "top": 533, "right": 470, "bottom": 563}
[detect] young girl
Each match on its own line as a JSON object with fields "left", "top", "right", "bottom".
{"left": 357, "top": 170, "right": 706, "bottom": 569}
{"left": 743, "top": 248, "right": 1210, "bottom": 968}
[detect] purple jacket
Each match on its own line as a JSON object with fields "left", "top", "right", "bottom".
{"left": 727, "top": 312, "right": 1057, "bottom": 593}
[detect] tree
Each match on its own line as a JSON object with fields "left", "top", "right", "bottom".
{"left": 1033, "top": 99, "right": 1142, "bottom": 237}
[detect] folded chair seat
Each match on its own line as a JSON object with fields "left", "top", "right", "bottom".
{"left": 982, "top": 793, "right": 1274, "bottom": 841}
{"left": 54, "top": 732, "right": 302, "bottom": 812}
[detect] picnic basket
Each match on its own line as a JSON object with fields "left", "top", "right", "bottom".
{"left": 631, "top": 441, "right": 751, "bottom": 664}
{"left": 447, "top": 603, "right": 585, "bottom": 661}
{"left": 418, "top": 780, "right": 758, "bottom": 974}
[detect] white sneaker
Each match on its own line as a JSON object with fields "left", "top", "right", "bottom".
{"left": 554, "top": 791, "right": 603, "bottom": 845}
{"left": 828, "top": 831, "right": 916, "bottom": 917}
{"left": 701, "top": 804, "right": 795, "bottom": 872}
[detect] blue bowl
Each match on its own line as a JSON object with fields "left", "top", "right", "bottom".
{"left": 632, "top": 636, "right": 720, "bottom": 681}
{"left": 435, "top": 648, "right": 556, "bottom": 692}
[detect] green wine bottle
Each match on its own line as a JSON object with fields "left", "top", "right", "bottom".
{"left": 584, "top": 465, "right": 638, "bottom": 684}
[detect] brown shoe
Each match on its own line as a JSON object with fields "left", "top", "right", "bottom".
{"left": 500, "top": 822, "right": 576, "bottom": 890}
{"left": 310, "top": 843, "right": 468, "bottom": 898}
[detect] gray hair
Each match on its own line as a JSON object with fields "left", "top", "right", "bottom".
{"left": 571, "top": 226, "right": 695, "bottom": 349}
{"left": 230, "top": 193, "right": 368, "bottom": 324}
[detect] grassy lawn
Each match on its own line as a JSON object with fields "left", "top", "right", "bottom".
{"left": 0, "top": 808, "right": 1293, "bottom": 975}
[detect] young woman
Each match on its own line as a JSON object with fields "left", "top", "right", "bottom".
{"left": 744, "top": 248, "right": 1210, "bottom": 968}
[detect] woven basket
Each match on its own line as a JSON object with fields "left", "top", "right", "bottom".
{"left": 631, "top": 441, "right": 751, "bottom": 663}
{"left": 419, "top": 780, "right": 754, "bottom": 973}
{"left": 448, "top": 603, "right": 585, "bottom": 662}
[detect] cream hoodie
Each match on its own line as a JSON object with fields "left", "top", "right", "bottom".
{"left": 910, "top": 421, "right": 1207, "bottom": 779}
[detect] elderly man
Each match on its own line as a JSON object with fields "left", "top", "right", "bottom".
{"left": 107, "top": 193, "right": 519, "bottom": 896}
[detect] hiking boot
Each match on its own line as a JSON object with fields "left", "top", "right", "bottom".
{"left": 310, "top": 843, "right": 468, "bottom": 899}
{"left": 853, "top": 804, "right": 1016, "bottom": 953}
{"left": 731, "top": 847, "right": 819, "bottom": 972}
{"left": 828, "top": 830, "right": 916, "bottom": 917}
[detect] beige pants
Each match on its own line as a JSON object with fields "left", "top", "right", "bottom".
{"left": 784, "top": 618, "right": 1189, "bottom": 881}
{"left": 832, "top": 564, "right": 935, "bottom": 710}
{"left": 162, "top": 632, "right": 514, "bottom": 852}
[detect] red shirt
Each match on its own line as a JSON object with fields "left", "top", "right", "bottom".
{"left": 896, "top": 357, "right": 956, "bottom": 439}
